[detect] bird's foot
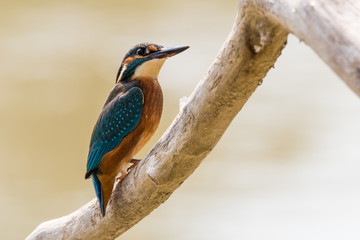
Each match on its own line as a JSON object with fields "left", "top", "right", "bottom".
{"left": 116, "top": 170, "right": 127, "bottom": 182}
{"left": 130, "top": 159, "right": 140, "bottom": 164}
{"left": 116, "top": 159, "right": 141, "bottom": 182}
{"left": 127, "top": 159, "right": 140, "bottom": 173}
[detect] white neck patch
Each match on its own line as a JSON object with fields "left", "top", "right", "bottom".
{"left": 117, "top": 65, "right": 127, "bottom": 82}
{"left": 132, "top": 58, "right": 166, "bottom": 80}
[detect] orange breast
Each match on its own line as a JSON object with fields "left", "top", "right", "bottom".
{"left": 99, "top": 77, "right": 163, "bottom": 177}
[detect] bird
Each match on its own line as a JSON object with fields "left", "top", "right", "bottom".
{"left": 85, "top": 43, "right": 189, "bottom": 216}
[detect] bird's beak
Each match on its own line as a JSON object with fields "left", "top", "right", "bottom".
{"left": 150, "top": 45, "right": 189, "bottom": 59}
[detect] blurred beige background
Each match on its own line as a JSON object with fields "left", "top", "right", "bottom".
{"left": 1, "top": 1, "right": 360, "bottom": 239}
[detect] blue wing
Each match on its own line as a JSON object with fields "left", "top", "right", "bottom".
{"left": 86, "top": 87, "right": 143, "bottom": 175}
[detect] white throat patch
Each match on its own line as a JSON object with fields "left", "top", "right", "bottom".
{"left": 132, "top": 58, "right": 166, "bottom": 80}
{"left": 117, "top": 65, "right": 127, "bottom": 82}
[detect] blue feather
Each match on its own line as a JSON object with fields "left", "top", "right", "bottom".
{"left": 86, "top": 87, "right": 144, "bottom": 174}
{"left": 92, "top": 174, "right": 105, "bottom": 216}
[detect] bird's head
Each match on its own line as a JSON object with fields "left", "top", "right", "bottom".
{"left": 116, "top": 43, "right": 189, "bottom": 83}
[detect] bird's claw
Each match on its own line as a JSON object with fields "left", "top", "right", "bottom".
{"left": 116, "top": 159, "right": 141, "bottom": 182}
{"left": 127, "top": 159, "right": 140, "bottom": 172}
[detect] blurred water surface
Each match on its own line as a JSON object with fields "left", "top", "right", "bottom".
{"left": 1, "top": 1, "right": 360, "bottom": 239}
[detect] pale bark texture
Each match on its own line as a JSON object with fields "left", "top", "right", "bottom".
{"left": 27, "top": 0, "right": 360, "bottom": 239}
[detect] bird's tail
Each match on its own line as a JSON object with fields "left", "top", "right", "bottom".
{"left": 92, "top": 174, "right": 105, "bottom": 216}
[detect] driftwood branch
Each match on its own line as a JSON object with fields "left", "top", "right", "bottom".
{"left": 27, "top": 0, "right": 360, "bottom": 239}
{"left": 251, "top": 0, "right": 360, "bottom": 96}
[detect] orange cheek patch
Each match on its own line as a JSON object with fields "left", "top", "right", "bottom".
{"left": 123, "top": 56, "right": 134, "bottom": 65}
{"left": 124, "top": 55, "right": 146, "bottom": 65}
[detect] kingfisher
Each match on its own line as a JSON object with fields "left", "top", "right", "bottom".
{"left": 85, "top": 43, "right": 189, "bottom": 216}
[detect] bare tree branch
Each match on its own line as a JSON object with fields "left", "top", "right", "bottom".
{"left": 26, "top": 0, "right": 360, "bottom": 239}
{"left": 250, "top": 0, "right": 360, "bottom": 96}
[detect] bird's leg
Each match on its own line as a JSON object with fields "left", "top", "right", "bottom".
{"left": 130, "top": 159, "right": 140, "bottom": 164}
{"left": 127, "top": 159, "right": 140, "bottom": 172}
{"left": 116, "top": 170, "right": 127, "bottom": 182}
{"left": 116, "top": 159, "right": 141, "bottom": 182}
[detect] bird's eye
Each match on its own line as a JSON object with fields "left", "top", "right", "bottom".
{"left": 136, "top": 48, "right": 145, "bottom": 56}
